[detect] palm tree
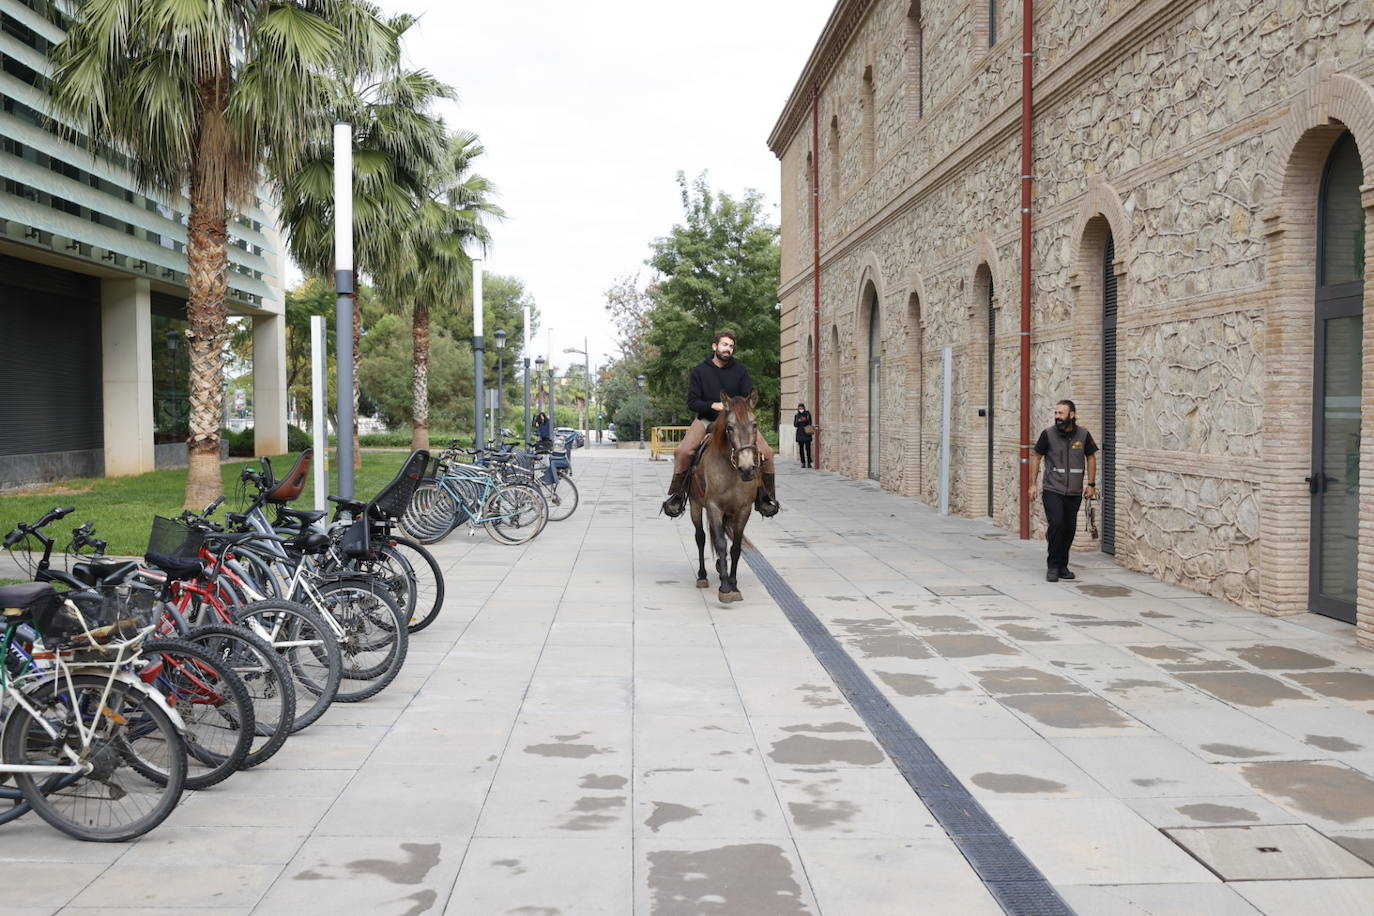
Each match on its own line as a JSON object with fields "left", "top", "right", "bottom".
{"left": 384, "top": 132, "right": 502, "bottom": 449}
{"left": 49, "top": 0, "right": 395, "bottom": 506}
{"left": 276, "top": 14, "right": 453, "bottom": 465}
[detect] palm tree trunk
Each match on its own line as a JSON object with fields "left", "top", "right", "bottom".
{"left": 184, "top": 76, "right": 231, "bottom": 509}
{"left": 411, "top": 300, "right": 431, "bottom": 449}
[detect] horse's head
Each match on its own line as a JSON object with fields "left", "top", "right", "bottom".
{"left": 719, "top": 389, "right": 759, "bottom": 482}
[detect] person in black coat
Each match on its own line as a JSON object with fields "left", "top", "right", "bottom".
{"left": 793, "top": 403, "right": 813, "bottom": 468}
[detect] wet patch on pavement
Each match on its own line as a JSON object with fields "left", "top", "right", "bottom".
{"left": 579, "top": 774, "right": 628, "bottom": 790}
{"left": 1075, "top": 584, "right": 1134, "bottom": 598}
{"left": 1332, "top": 834, "right": 1374, "bottom": 866}
{"left": 345, "top": 842, "right": 443, "bottom": 884}
{"left": 796, "top": 682, "right": 845, "bottom": 708}
{"left": 1200, "top": 743, "right": 1274, "bottom": 759}
{"left": 1305, "top": 734, "right": 1364, "bottom": 752}
{"left": 925, "top": 634, "right": 1018, "bottom": 658}
{"left": 970, "top": 772, "right": 1068, "bottom": 794}
{"left": 557, "top": 796, "right": 626, "bottom": 831}
{"left": 524, "top": 732, "right": 615, "bottom": 759}
{"left": 646, "top": 844, "right": 809, "bottom": 916}
{"left": 1104, "top": 678, "right": 1181, "bottom": 693}
{"left": 1001, "top": 694, "right": 1135, "bottom": 729}
{"left": 1240, "top": 761, "right": 1374, "bottom": 824}
{"left": 1177, "top": 672, "right": 1312, "bottom": 707}
{"left": 971, "top": 666, "right": 1088, "bottom": 695}
{"left": 780, "top": 722, "right": 864, "bottom": 734}
{"left": 901, "top": 614, "right": 981, "bottom": 633}
{"left": 768, "top": 734, "right": 885, "bottom": 766}
{"left": 1175, "top": 803, "right": 1261, "bottom": 824}
{"left": 1231, "top": 644, "right": 1336, "bottom": 670}
{"left": 833, "top": 618, "right": 932, "bottom": 660}
{"left": 1128, "top": 644, "right": 1243, "bottom": 672}
{"left": 644, "top": 802, "right": 701, "bottom": 833}
{"left": 996, "top": 623, "right": 1059, "bottom": 642}
{"left": 1288, "top": 671, "right": 1374, "bottom": 702}
{"left": 874, "top": 670, "right": 961, "bottom": 697}
{"left": 493, "top": 858, "right": 526, "bottom": 875}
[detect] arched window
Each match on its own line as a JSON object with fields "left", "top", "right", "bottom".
{"left": 988, "top": 0, "right": 997, "bottom": 47}
{"left": 1311, "top": 132, "right": 1366, "bottom": 623}
{"left": 865, "top": 286, "right": 881, "bottom": 480}
{"left": 861, "top": 65, "right": 875, "bottom": 174}
{"left": 906, "top": 3, "right": 923, "bottom": 121}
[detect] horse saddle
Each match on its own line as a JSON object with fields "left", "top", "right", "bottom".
{"left": 691, "top": 420, "right": 715, "bottom": 468}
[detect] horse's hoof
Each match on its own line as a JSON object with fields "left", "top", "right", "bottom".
{"left": 696, "top": 578, "right": 710, "bottom": 588}
{"left": 720, "top": 591, "right": 742, "bottom": 603}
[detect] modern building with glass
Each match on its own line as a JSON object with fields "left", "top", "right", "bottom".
{"left": 0, "top": 0, "right": 287, "bottom": 487}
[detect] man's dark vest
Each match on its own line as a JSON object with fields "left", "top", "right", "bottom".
{"left": 1041, "top": 425, "right": 1090, "bottom": 496}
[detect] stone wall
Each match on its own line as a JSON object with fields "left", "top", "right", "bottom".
{"left": 773, "top": 0, "right": 1374, "bottom": 636}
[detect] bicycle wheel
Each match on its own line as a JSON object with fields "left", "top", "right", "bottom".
{"left": 483, "top": 483, "right": 548, "bottom": 545}
{"left": 3, "top": 674, "right": 187, "bottom": 842}
{"left": 391, "top": 537, "right": 445, "bottom": 633}
{"left": 0, "top": 779, "right": 31, "bottom": 826}
{"left": 351, "top": 543, "right": 417, "bottom": 621}
{"left": 183, "top": 624, "right": 295, "bottom": 768}
{"left": 233, "top": 600, "right": 341, "bottom": 732}
{"left": 224, "top": 550, "right": 284, "bottom": 602}
{"left": 314, "top": 578, "right": 408, "bottom": 702}
{"left": 141, "top": 638, "right": 254, "bottom": 790}
{"left": 544, "top": 474, "right": 579, "bottom": 522}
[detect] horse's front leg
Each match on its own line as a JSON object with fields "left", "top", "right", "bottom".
{"left": 691, "top": 501, "right": 708, "bottom": 588}
{"left": 708, "top": 509, "right": 732, "bottom": 601}
{"left": 727, "top": 518, "right": 746, "bottom": 599}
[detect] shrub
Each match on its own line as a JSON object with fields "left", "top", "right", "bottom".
{"left": 222, "top": 424, "right": 312, "bottom": 457}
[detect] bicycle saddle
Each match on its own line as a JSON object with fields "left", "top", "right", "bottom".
{"left": 286, "top": 531, "right": 331, "bottom": 554}
{"left": 71, "top": 559, "right": 139, "bottom": 587}
{"left": 277, "top": 507, "right": 327, "bottom": 525}
{"left": 144, "top": 552, "right": 206, "bottom": 580}
{"left": 328, "top": 495, "right": 366, "bottom": 514}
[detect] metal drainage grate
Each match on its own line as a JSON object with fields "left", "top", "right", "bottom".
{"left": 743, "top": 544, "right": 1073, "bottom": 916}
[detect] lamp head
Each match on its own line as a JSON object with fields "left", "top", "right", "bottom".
{"left": 636, "top": 374, "right": 646, "bottom": 389}
{"left": 494, "top": 328, "right": 507, "bottom": 348}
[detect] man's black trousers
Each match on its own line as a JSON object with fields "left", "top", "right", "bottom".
{"left": 1042, "top": 490, "right": 1082, "bottom": 570}
{"left": 798, "top": 441, "right": 812, "bottom": 467}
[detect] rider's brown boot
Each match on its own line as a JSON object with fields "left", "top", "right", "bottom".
{"left": 756, "top": 473, "right": 779, "bottom": 518}
{"left": 662, "top": 471, "right": 689, "bottom": 517}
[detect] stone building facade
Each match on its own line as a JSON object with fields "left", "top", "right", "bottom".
{"left": 769, "top": 0, "right": 1374, "bottom": 643}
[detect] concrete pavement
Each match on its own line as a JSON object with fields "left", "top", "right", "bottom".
{"left": 2, "top": 446, "right": 1373, "bottom": 914}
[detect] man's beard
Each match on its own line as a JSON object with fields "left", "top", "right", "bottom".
{"left": 716, "top": 352, "right": 733, "bottom": 365}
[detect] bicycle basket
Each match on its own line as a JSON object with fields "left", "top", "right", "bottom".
{"left": 146, "top": 515, "right": 205, "bottom": 558}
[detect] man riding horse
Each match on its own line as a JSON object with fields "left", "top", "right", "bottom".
{"left": 662, "top": 329, "right": 780, "bottom": 519}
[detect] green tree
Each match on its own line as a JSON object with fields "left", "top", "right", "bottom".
{"left": 274, "top": 12, "right": 454, "bottom": 464}
{"left": 643, "top": 173, "right": 781, "bottom": 428}
{"left": 50, "top": 0, "right": 395, "bottom": 506}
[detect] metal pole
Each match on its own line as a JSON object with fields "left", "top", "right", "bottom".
{"left": 939, "top": 346, "right": 953, "bottom": 515}
{"left": 472, "top": 258, "right": 484, "bottom": 449}
{"left": 333, "top": 121, "right": 355, "bottom": 499}
{"left": 310, "top": 315, "right": 327, "bottom": 511}
{"left": 497, "top": 350, "right": 504, "bottom": 436}
{"left": 639, "top": 392, "right": 645, "bottom": 449}
{"left": 584, "top": 336, "right": 591, "bottom": 441}
{"left": 547, "top": 328, "right": 554, "bottom": 432}
{"left": 522, "top": 305, "right": 532, "bottom": 445}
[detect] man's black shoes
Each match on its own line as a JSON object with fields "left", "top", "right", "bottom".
{"left": 1046, "top": 568, "right": 1059, "bottom": 582}
{"left": 662, "top": 471, "right": 689, "bottom": 518}
{"left": 1045, "top": 566, "right": 1075, "bottom": 582}
{"left": 1058, "top": 567, "right": 1076, "bottom": 580}
{"left": 756, "top": 473, "right": 780, "bottom": 518}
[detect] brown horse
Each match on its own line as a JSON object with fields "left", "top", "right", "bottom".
{"left": 689, "top": 391, "right": 760, "bottom": 603}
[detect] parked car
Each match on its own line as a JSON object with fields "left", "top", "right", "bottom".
{"left": 555, "top": 427, "right": 586, "bottom": 449}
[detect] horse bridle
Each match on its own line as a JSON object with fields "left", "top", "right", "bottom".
{"left": 725, "top": 420, "right": 757, "bottom": 470}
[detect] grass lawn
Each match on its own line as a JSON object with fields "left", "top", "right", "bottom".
{"left": 1, "top": 449, "right": 413, "bottom": 559}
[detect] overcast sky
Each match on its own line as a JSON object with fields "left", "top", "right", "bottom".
{"left": 368, "top": 0, "right": 836, "bottom": 374}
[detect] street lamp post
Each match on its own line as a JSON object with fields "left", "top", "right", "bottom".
{"left": 494, "top": 327, "right": 507, "bottom": 438}
{"left": 534, "top": 356, "right": 545, "bottom": 439}
{"left": 636, "top": 374, "right": 646, "bottom": 450}
{"left": 472, "top": 258, "right": 484, "bottom": 450}
{"left": 522, "top": 305, "right": 532, "bottom": 446}
{"left": 563, "top": 338, "right": 592, "bottom": 441}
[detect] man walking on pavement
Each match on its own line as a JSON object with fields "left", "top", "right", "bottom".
{"left": 793, "top": 403, "right": 813, "bottom": 468}
{"left": 1028, "top": 399, "right": 1098, "bottom": 582}
{"left": 662, "top": 330, "right": 779, "bottom": 518}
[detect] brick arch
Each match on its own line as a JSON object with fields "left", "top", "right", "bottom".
{"left": 854, "top": 252, "right": 884, "bottom": 482}
{"left": 1263, "top": 67, "right": 1374, "bottom": 224}
{"left": 903, "top": 267, "right": 928, "bottom": 499}
{"left": 1256, "top": 65, "right": 1374, "bottom": 633}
